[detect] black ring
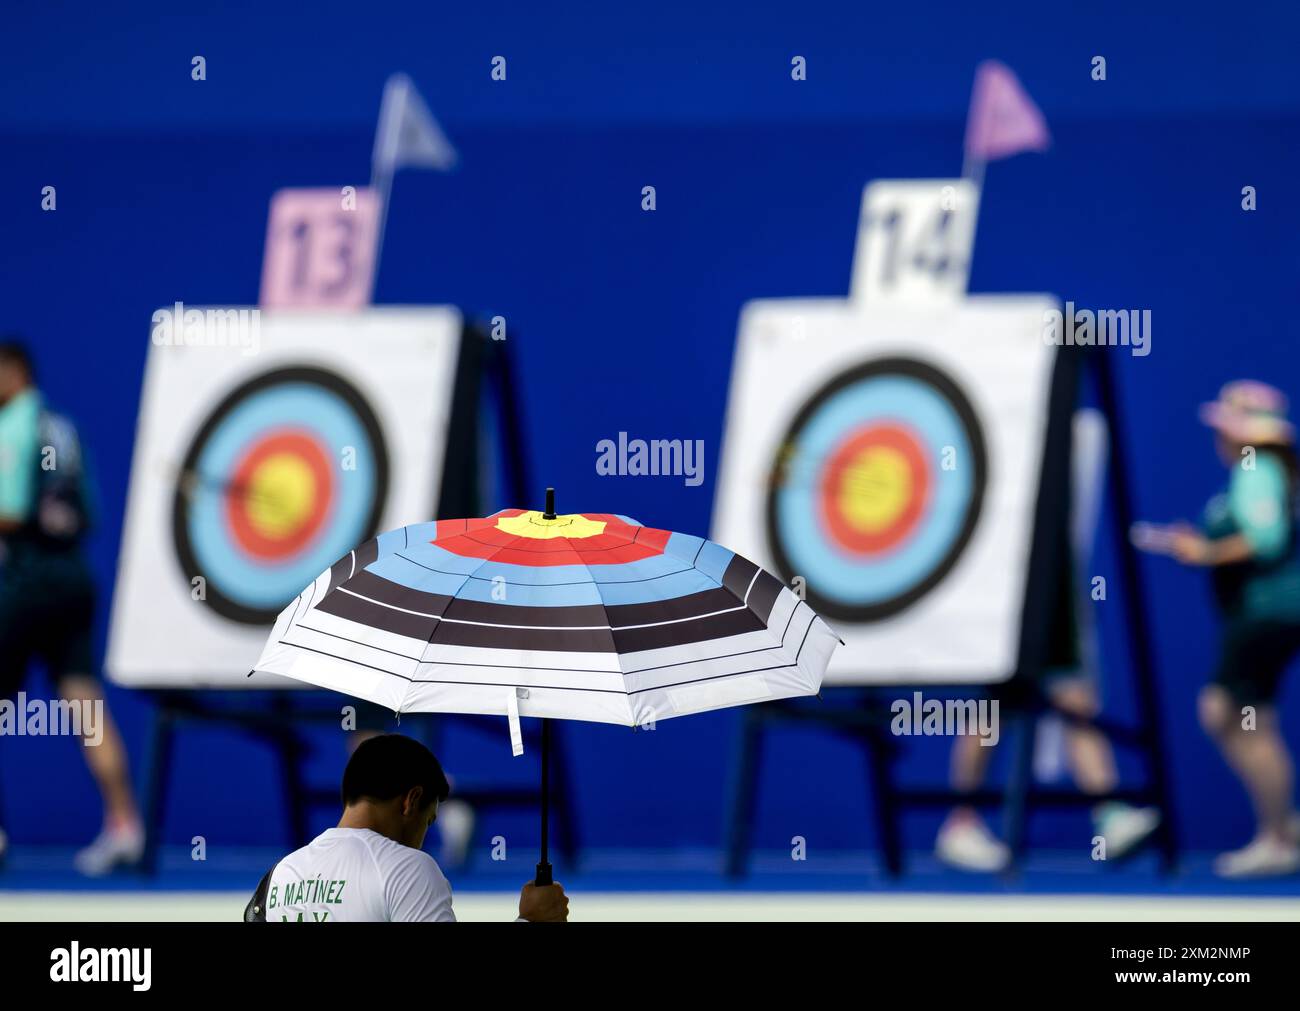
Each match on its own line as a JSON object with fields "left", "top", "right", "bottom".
{"left": 764, "top": 356, "right": 988, "bottom": 623}
{"left": 171, "top": 365, "right": 390, "bottom": 625}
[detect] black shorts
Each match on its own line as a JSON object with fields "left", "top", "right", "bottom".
{"left": 1211, "top": 617, "right": 1300, "bottom": 707}
{"left": 0, "top": 547, "right": 97, "bottom": 697}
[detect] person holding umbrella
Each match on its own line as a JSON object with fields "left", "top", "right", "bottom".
{"left": 249, "top": 491, "right": 839, "bottom": 893}
{"left": 246, "top": 733, "right": 569, "bottom": 921}
{"left": 1134, "top": 380, "right": 1300, "bottom": 877}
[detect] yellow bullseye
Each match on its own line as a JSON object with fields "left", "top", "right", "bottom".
{"left": 836, "top": 445, "right": 912, "bottom": 533}
{"left": 245, "top": 453, "right": 318, "bottom": 539}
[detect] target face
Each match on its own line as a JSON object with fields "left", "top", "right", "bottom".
{"left": 172, "top": 366, "right": 390, "bottom": 624}
{"left": 766, "top": 357, "right": 987, "bottom": 622}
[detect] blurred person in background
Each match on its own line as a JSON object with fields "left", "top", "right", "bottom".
{"left": 0, "top": 339, "right": 143, "bottom": 874}
{"left": 1134, "top": 380, "right": 1300, "bottom": 877}
{"left": 937, "top": 410, "right": 1161, "bottom": 872}
{"left": 936, "top": 630, "right": 1162, "bottom": 873}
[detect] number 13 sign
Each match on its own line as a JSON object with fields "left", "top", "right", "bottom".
{"left": 260, "top": 187, "right": 381, "bottom": 309}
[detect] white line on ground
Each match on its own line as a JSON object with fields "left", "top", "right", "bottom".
{"left": 3, "top": 891, "right": 1299, "bottom": 922}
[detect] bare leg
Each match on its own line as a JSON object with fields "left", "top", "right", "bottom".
{"left": 1200, "top": 685, "right": 1294, "bottom": 839}
{"left": 947, "top": 731, "right": 995, "bottom": 820}
{"left": 58, "top": 675, "right": 139, "bottom": 828}
{"left": 1050, "top": 680, "right": 1117, "bottom": 796}
{"left": 934, "top": 730, "right": 1010, "bottom": 870}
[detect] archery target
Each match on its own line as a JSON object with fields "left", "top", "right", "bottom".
{"left": 713, "top": 295, "right": 1058, "bottom": 685}
{"left": 172, "top": 366, "right": 389, "bottom": 624}
{"left": 108, "top": 307, "right": 461, "bottom": 687}
{"left": 767, "top": 357, "right": 987, "bottom": 623}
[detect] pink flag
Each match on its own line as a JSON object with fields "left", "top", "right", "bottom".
{"left": 964, "top": 60, "right": 1050, "bottom": 162}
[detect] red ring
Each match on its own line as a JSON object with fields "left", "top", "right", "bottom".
{"left": 818, "top": 423, "right": 930, "bottom": 557}
{"left": 226, "top": 430, "right": 334, "bottom": 560}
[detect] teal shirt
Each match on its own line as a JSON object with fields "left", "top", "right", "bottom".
{"left": 0, "top": 388, "right": 41, "bottom": 523}
{"left": 1205, "top": 452, "right": 1300, "bottom": 621}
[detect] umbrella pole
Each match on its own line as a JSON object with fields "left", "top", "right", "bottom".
{"left": 535, "top": 487, "right": 556, "bottom": 887}
{"left": 535, "top": 717, "right": 553, "bottom": 886}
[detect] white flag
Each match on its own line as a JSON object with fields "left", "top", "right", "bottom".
{"left": 372, "top": 73, "right": 458, "bottom": 178}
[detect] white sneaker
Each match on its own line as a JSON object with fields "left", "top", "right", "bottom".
{"left": 1213, "top": 836, "right": 1300, "bottom": 879}
{"left": 437, "top": 799, "right": 475, "bottom": 870}
{"left": 936, "top": 817, "right": 1011, "bottom": 872}
{"left": 74, "top": 822, "right": 145, "bottom": 877}
{"left": 1094, "top": 803, "right": 1161, "bottom": 860}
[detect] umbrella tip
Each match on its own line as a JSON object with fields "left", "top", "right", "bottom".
{"left": 246, "top": 670, "right": 255, "bottom": 678}
{"left": 543, "top": 486, "right": 556, "bottom": 520}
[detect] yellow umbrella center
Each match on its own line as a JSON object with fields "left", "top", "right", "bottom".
{"left": 496, "top": 510, "right": 607, "bottom": 539}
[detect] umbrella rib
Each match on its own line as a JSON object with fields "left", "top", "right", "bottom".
{"left": 627, "top": 612, "right": 819, "bottom": 696}
{"left": 392, "top": 529, "right": 533, "bottom": 713}
{"left": 547, "top": 537, "right": 624, "bottom": 680}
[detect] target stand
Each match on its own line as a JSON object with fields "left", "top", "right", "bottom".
{"left": 133, "top": 319, "right": 580, "bottom": 873}
{"left": 722, "top": 344, "right": 1177, "bottom": 877}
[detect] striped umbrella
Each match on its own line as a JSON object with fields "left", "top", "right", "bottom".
{"left": 252, "top": 489, "right": 841, "bottom": 883}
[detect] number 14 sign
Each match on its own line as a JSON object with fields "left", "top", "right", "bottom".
{"left": 849, "top": 179, "right": 979, "bottom": 306}
{"left": 260, "top": 187, "right": 381, "bottom": 309}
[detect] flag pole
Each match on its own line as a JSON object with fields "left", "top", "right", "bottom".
{"left": 961, "top": 151, "right": 986, "bottom": 193}
{"left": 369, "top": 76, "right": 401, "bottom": 293}
{"left": 962, "top": 152, "right": 986, "bottom": 254}
{"left": 369, "top": 161, "right": 394, "bottom": 293}
{"left": 367, "top": 73, "right": 458, "bottom": 296}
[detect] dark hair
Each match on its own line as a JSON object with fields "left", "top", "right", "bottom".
{"left": 341, "top": 734, "right": 449, "bottom": 809}
{"left": 0, "top": 339, "right": 34, "bottom": 380}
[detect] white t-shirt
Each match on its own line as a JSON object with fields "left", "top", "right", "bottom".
{"left": 267, "top": 827, "right": 455, "bottom": 922}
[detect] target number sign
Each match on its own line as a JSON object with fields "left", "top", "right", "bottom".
{"left": 849, "top": 179, "right": 979, "bottom": 305}
{"left": 260, "top": 187, "right": 380, "bottom": 309}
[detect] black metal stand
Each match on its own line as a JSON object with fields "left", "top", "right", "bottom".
{"left": 723, "top": 345, "right": 1176, "bottom": 877}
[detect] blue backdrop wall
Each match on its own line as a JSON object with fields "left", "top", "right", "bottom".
{"left": 2, "top": 1, "right": 1299, "bottom": 856}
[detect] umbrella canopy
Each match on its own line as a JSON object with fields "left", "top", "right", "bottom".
{"left": 252, "top": 504, "right": 841, "bottom": 729}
